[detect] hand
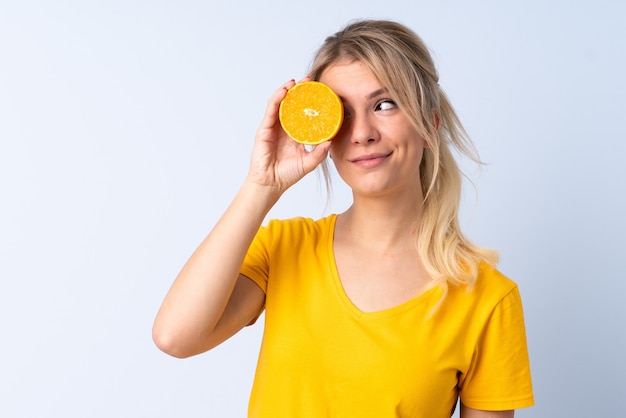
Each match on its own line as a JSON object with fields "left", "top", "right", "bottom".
{"left": 247, "top": 78, "right": 332, "bottom": 195}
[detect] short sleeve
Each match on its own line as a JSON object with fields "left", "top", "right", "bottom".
{"left": 459, "top": 286, "right": 534, "bottom": 410}
{"left": 240, "top": 223, "right": 272, "bottom": 294}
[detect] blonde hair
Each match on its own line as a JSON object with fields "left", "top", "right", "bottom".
{"left": 309, "top": 19, "right": 498, "bottom": 292}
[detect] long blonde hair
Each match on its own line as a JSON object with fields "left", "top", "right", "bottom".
{"left": 309, "top": 19, "right": 498, "bottom": 292}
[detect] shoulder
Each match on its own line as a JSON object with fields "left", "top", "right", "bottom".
{"left": 443, "top": 263, "right": 522, "bottom": 316}
{"left": 472, "top": 263, "right": 519, "bottom": 298}
{"left": 263, "top": 214, "right": 336, "bottom": 237}
{"left": 252, "top": 215, "right": 336, "bottom": 252}
{"left": 242, "top": 215, "right": 337, "bottom": 286}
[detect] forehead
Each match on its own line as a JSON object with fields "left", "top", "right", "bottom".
{"left": 319, "top": 60, "right": 384, "bottom": 96}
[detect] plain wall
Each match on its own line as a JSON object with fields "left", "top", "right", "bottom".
{"left": 1, "top": 1, "right": 625, "bottom": 417}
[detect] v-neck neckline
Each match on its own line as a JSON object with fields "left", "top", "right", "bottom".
{"left": 326, "top": 214, "right": 441, "bottom": 320}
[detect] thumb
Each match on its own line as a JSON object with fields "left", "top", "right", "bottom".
{"left": 302, "top": 141, "right": 332, "bottom": 173}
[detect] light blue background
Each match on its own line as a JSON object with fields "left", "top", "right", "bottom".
{"left": 1, "top": 1, "right": 624, "bottom": 417}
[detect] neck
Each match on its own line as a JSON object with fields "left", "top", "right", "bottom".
{"left": 338, "top": 191, "right": 425, "bottom": 252}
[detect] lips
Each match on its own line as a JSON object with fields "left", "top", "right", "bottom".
{"left": 349, "top": 151, "right": 392, "bottom": 163}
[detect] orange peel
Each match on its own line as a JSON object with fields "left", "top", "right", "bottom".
{"left": 279, "top": 81, "right": 344, "bottom": 145}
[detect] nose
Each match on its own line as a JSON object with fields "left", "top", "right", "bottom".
{"left": 347, "top": 112, "right": 379, "bottom": 145}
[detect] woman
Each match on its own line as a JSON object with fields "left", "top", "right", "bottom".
{"left": 153, "top": 19, "right": 534, "bottom": 417}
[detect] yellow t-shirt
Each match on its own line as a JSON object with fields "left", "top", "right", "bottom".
{"left": 241, "top": 215, "right": 533, "bottom": 417}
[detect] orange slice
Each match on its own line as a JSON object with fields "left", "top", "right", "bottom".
{"left": 279, "top": 81, "right": 344, "bottom": 145}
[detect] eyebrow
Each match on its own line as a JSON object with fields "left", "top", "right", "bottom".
{"left": 338, "top": 88, "right": 388, "bottom": 102}
{"left": 367, "top": 88, "right": 387, "bottom": 99}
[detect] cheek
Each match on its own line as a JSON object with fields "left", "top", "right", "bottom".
{"left": 328, "top": 142, "right": 348, "bottom": 172}
{"left": 334, "top": 115, "right": 353, "bottom": 139}
{"left": 329, "top": 132, "right": 348, "bottom": 158}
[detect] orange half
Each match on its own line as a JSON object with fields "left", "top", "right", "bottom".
{"left": 279, "top": 81, "right": 344, "bottom": 145}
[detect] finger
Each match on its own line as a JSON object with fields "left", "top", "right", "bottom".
{"left": 302, "top": 141, "right": 332, "bottom": 173}
{"left": 259, "top": 79, "right": 296, "bottom": 130}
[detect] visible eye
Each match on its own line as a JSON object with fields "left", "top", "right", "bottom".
{"left": 375, "top": 99, "right": 397, "bottom": 111}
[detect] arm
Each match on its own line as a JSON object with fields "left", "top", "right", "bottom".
{"left": 460, "top": 405, "right": 514, "bottom": 418}
{"left": 152, "top": 79, "right": 331, "bottom": 358}
{"left": 152, "top": 180, "right": 274, "bottom": 358}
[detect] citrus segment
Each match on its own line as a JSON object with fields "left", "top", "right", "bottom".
{"left": 279, "top": 81, "right": 344, "bottom": 145}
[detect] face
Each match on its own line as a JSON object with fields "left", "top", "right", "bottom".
{"left": 319, "top": 60, "right": 427, "bottom": 200}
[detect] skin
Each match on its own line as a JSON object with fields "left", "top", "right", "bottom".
{"left": 152, "top": 78, "right": 327, "bottom": 356}
{"left": 152, "top": 61, "right": 514, "bottom": 417}
{"left": 461, "top": 406, "right": 514, "bottom": 418}
{"left": 320, "top": 60, "right": 432, "bottom": 312}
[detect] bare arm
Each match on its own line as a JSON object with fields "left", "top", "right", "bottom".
{"left": 460, "top": 405, "right": 514, "bottom": 418}
{"left": 152, "top": 180, "right": 276, "bottom": 358}
{"left": 152, "top": 79, "right": 331, "bottom": 358}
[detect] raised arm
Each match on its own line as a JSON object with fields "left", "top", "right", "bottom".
{"left": 152, "top": 79, "right": 331, "bottom": 358}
